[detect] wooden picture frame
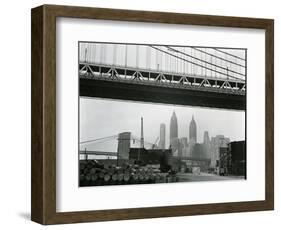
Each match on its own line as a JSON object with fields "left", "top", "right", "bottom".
{"left": 31, "top": 4, "right": 274, "bottom": 225}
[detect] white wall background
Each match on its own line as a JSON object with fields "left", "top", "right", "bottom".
{"left": 0, "top": 0, "right": 279, "bottom": 229}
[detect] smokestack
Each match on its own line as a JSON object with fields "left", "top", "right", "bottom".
{"left": 140, "top": 117, "right": 144, "bottom": 148}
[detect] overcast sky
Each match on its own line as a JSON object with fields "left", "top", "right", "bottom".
{"left": 79, "top": 97, "right": 245, "bottom": 152}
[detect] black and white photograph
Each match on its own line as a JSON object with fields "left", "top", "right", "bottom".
{"left": 78, "top": 42, "right": 246, "bottom": 187}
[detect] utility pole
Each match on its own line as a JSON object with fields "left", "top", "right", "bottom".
{"left": 125, "top": 44, "right": 127, "bottom": 79}
{"left": 138, "top": 117, "right": 144, "bottom": 161}
{"left": 140, "top": 117, "right": 144, "bottom": 149}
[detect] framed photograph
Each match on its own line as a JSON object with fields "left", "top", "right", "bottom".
{"left": 31, "top": 5, "right": 274, "bottom": 224}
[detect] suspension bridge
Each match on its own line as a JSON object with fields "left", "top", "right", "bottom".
{"left": 79, "top": 132, "right": 159, "bottom": 160}
{"left": 79, "top": 131, "right": 211, "bottom": 164}
{"left": 79, "top": 133, "right": 211, "bottom": 166}
{"left": 79, "top": 43, "right": 246, "bottom": 110}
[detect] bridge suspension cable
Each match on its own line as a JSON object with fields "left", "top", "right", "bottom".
{"left": 212, "top": 48, "right": 246, "bottom": 61}
{"left": 80, "top": 134, "right": 118, "bottom": 144}
{"left": 165, "top": 46, "right": 245, "bottom": 77}
{"left": 191, "top": 47, "right": 245, "bottom": 68}
{"left": 131, "top": 135, "right": 158, "bottom": 147}
{"left": 150, "top": 45, "right": 244, "bottom": 81}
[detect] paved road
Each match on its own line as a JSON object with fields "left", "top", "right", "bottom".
{"left": 176, "top": 172, "right": 244, "bottom": 182}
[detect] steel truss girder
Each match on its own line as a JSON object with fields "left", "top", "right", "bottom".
{"left": 79, "top": 63, "right": 246, "bottom": 95}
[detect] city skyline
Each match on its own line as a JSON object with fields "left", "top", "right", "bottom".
{"left": 80, "top": 97, "right": 245, "bottom": 152}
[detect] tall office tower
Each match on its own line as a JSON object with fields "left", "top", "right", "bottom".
{"left": 159, "top": 123, "right": 166, "bottom": 150}
{"left": 179, "top": 137, "right": 188, "bottom": 157}
{"left": 170, "top": 111, "right": 178, "bottom": 144}
{"left": 204, "top": 131, "right": 210, "bottom": 144}
{"left": 170, "top": 111, "right": 179, "bottom": 155}
{"left": 203, "top": 131, "right": 211, "bottom": 158}
{"left": 210, "top": 135, "right": 230, "bottom": 168}
{"left": 189, "top": 115, "right": 197, "bottom": 143}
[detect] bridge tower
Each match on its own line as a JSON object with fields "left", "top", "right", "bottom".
{"left": 117, "top": 132, "right": 131, "bottom": 160}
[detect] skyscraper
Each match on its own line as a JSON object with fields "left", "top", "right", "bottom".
{"left": 203, "top": 131, "right": 210, "bottom": 144}
{"left": 203, "top": 131, "right": 211, "bottom": 158}
{"left": 170, "top": 111, "right": 178, "bottom": 155}
{"left": 210, "top": 135, "right": 230, "bottom": 168}
{"left": 189, "top": 115, "right": 197, "bottom": 143}
{"left": 159, "top": 123, "right": 166, "bottom": 149}
{"left": 179, "top": 137, "right": 188, "bottom": 157}
{"left": 170, "top": 111, "right": 178, "bottom": 144}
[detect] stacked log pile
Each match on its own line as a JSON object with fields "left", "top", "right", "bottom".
{"left": 79, "top": 160, "right": 171, "bottom": 186}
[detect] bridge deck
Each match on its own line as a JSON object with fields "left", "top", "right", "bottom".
{"left": 79, "top": 62, "right": 246, "bottom": 96}
{"left": 79, "top": 150, "right": 117, "bottom": 156}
